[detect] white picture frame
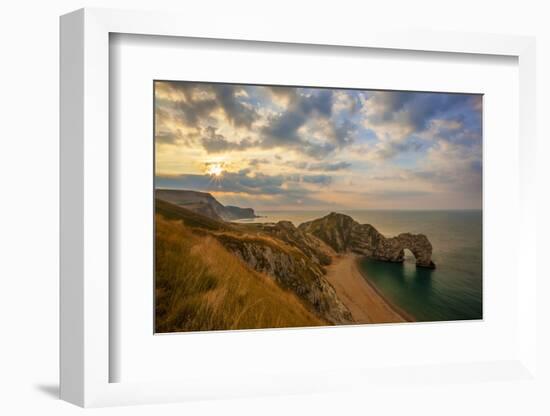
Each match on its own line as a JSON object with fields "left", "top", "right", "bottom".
{"left": 60, "top": 7, "right": 537, "bottom": 407}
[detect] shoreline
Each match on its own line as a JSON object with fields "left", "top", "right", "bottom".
{"left": 354, "top": 257, "right": 416, "bottom": 322}
{"left": 324, "top": 253, "right": 414, "bottom": 324}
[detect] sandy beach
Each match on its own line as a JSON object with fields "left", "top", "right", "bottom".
{"left": 325, "top": 254, "right": 411, "bottom": 324}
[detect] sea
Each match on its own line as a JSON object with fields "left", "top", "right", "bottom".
{"left": 234, "top": 210, "right": 483, "bottom": 322}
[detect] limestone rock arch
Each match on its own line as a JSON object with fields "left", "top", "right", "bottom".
{"left": 299, "top": 212, "right": 436, "bottom": 269}
{"left": 371, "top": 233, "right": 436, "bottom": 269}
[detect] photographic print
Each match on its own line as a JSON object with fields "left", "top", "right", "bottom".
{"left": 154, "top": 81, "right": 482, "bottom": 333}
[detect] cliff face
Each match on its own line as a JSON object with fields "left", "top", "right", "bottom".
{"left": 217, "top": 232, "right": 352, "bottom": 324}
{"left": 155, "top": 199, "right": 353, "bottom": 325}
{"left": 215, "top": 219, "right": 352, "bottom": 324}
{"left": 156, "top": 199, "right": 436, "bottom": 329}
{"left": 155, "top": 189, "right": 257, "bottom": 221}
{"left": 299, "top": 212, "right": 435, "bottom": 269}
{"left": 224, "top": 205, "right": 257, "bottom": 220}
{"left": 254, "top": 221, "right": 334, "bottom": 266}
{"left": 155, "top": 212, "right": 326, "bottom": 332}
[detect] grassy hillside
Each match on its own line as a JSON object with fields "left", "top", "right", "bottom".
{"left": 156, "top": 189, "right": 257, "bottom": 221}
{"left": 156, "top": 198, "right": 233, "bottom": 232}
{"left": 155, "top": 212, "right": 326, "bottom": 332}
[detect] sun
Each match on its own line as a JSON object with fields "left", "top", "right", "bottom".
{"left": 206, "top": 163, "right": 224, "bottom": 177}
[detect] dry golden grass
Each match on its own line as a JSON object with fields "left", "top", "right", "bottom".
{"left": 155, "top": 214, "right": 326, "bottom": 332}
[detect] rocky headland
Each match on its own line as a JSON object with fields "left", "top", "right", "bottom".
{"left": 155, "top": 189, "right": 259, "bottom": 221}
{"left": 299, "top": 212, "right": 436, "bottom": 269}
{"left": 155, "top": 193, "right": 436, "bottom": 328}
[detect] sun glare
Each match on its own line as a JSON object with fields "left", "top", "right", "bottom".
{"left": 206, "top": 163, "right": 224, "bottom": 177}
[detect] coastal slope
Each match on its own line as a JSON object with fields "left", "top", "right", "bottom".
{"left": 155, "top": 211, "right": 325, "bottom": 332}
{"left": 156, "top": 197, "right": 435, "bottom": 330}
{"left": 155, "top": 199, "right": 353, "bottom": 331}
{"left": 156, "top": 189, "right": 259, "bottom": 221}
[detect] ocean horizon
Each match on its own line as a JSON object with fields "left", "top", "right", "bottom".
{"left": 236, "top": 209, "right": 483, "bottom": 323}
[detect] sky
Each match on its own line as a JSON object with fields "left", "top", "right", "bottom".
{"left": 155, "top": 81, "right": 482, "bottom": 210}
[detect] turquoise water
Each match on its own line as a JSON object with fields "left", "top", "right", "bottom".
{"left": 236, "top": 210, "right": 483, "bottom": 322}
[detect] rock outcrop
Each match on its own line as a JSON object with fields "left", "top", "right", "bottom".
{"left": 156, "top": 189, "right": 258, "bottom": 221}
{"left": 299, "top": 212, "right": 435, "bottom": 269}
{"left": 254, "top": 221, "right": 334, "bottom": 266}
{"left": 216, "top": 232, "right": 353, "bottom": 324}
{"left": 371, "top": 233, "right": 435, "bottom": 268}
{"left": 224, "top": 205, "right": 257, "bottom": 220}
{"left": 156, "top": 199, "right": 353, "bottom": 325}
{"left": 156, "top": 199, "right": 435, "bottom": 327}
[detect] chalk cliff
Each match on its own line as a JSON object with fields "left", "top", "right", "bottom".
{"left": 155, "top": 189, "right": 258, "bottom": 221}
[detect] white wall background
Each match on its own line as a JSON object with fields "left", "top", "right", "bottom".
{"left": 0, "top": 0, "right": 548, "bottom": 415}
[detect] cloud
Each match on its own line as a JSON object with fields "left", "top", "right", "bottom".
{"left": 309, "top": 161, "right": 352, "bottom": 171}
{"left": 200, "top": 126, "right": 258, "bottom": 153}
{"left": 373, "top": 135, "right": 429, "bottom": 160}
{"left": 215, "top": 85, "right": 259, "bottom": 127}
{"left": 301, "top": 174, "right": 332, "bottom": 185}
{"left": 360, "top": 92, "right": 482, "bottom": 161}
{"left": 157, "top": 171, "right": 284, "bottom": 196}
{"left": 361, "top": 189, "right": 432, "bottom": 199}
{"left": 155, "top": 83, "right": 482, "bottom": 209}
{"left": 333, "top": 90, "right": 360, "bottom": 114}
{"left": 364, "top": 90, "right": 477, "bottom": 135}
{"left": 285, "top": 160, "right": 352, "bottom": 171}
{"left": 155, "top": 130, "right": 181, "bottom": 145}
{"left": 156, "top": 169, "right": 333, "bottom": 197}
{"left": 365, "top": 91, "right": 476, "bottom": 133}
{"left": 259, "top": 88, "right": 357, "bottom": 158}
{"left": 248, "top": 158, "right": 270, "bottom": 167}
{"left": 263, "top": 95, "right": 329, "bottom": 138}
{"left": 422, "top": 118, "right": 481, "bottom": 149}
{"left": 154, "top": 106, "right": 200, "bottom": 145}
{"left": 331, "top": 119, "right": 357, "bottom": 147}
{"left": 157, "top": 82, "right": 360, "bottom": 158}
{"left": 156, "top": 81, "right": 259, "bottom": 128}
{"left": 408, "top": 138, "right": 482, "bottom": 201}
